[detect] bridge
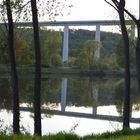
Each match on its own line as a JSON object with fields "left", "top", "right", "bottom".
{"left": 0, "top": 20, "right": 135, "bottom": 62}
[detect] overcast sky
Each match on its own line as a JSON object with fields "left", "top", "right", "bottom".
{"left": 59, "top": 0, "right": 139, "bottom": 21}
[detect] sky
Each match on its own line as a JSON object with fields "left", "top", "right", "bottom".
{"left": 19, "top": 0, "right": 140, "bottom": 21}
{"left": 0, "top": 0, "right": 139, "bottom": 22}
{"left": 59, "top": 0, "right": 139, "bottom": 21}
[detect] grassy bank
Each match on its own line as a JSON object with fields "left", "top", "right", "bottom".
{"left": 0, "top": 128, "right": 140, "bottom": 140}
{"left": 0, "top": 65, "right": 127, "bottom": 78}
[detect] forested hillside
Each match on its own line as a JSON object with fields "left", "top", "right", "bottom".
{"left": 0, "top": 27, "right": 123, "bottom": 69}
{"left": 68, "top": 29, "right": 121, "bottom": 57}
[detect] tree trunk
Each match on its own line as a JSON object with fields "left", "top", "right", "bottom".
{"left": 136, "top": 25, "right": 140, "bottom": 93}
{"left": 119, "top": 9, "right": 130, "bottom": 129}
{"left": 6, "top": 0, "right": 20, "bottom": 134}
{"left": 31, "top": 0, "right": 42, "bottom": 136}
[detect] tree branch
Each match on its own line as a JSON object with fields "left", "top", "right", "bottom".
{"left": 105, "top": 0, "right": 139, "bottom": 25}
{"left": 14, "top": 1, "right": 31, "bottom": 23}
{"left": 104, "top": 0, "right": 118, "bottom": 12}
{"left": 15, "top": 0, "right": 30, "bottom": 14}
{"left": 124, "top": 8, "right": 138, "bottom": 25}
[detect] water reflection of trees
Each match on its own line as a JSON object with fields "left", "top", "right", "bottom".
{"left": 67, "top": 77, "right": 120, "bottom": 107}
{"left": 0, "top": 78, "right": 12, "bottom": 110}
{"left": 67, "top": 77, "right": 94, "bottom": 106}
{"left": 41, "top": 78, "right": 61, "bottom": 105}
{"left": 115, "top": 79, "right": 140, "bottom": 116}
{"left": 19, "top": 79, "right": 34, "bottom": 105}
{"left": 0, "top": 78, "right": 61, "bottom": 110}
{"left": 0, "top": 77, "right": 140, "bottom": 116}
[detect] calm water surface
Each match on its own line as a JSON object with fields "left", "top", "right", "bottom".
{"left": 0, "top": 76, "right": 140, "bottom": 136}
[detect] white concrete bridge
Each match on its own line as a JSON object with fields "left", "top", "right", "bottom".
{"left": 0, "top": 20, "right": 134, "bottom": 62}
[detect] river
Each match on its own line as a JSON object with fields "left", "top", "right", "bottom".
{"left": 0, "top": 75, "right": 140, "bottom": 136}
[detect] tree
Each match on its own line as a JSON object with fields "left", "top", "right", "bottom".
{"left": 0, "top": 0, "right": 72, "bottom": 22}
{"left": 0, "top": 0, "right": 33, "bottom": 66}
{"left": 40, "top": 30, "right": 62, "bottom": 67}
{"left": 77, "top": 51, "right": 89, "bottom": 69}
{"left": 104, "top": 0, "right": 130, "bottom": 128}
{"left": 77, "top": 40, "right": 101, "bottom": 69}
{"left": 5, "top": 0, "right": 20, "bottom": 133}
{"left": 14, "top": 33, "right": 31, "bottom": 64}
{"left": 116, "top": 37, "right": 136, "bottom": 69}
{"left": 31, "top": 0, "right": 42, "bottom": 136}
{"left": 36, "top": 0, "right": 72, "bottom": 21}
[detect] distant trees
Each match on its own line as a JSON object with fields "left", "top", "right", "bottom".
{"left": 116, "top": 37, "right": 136, "bottom": 69}
{"left": 0, "top": 25, "right": 123, "bottom": 69}
{"left": 77, "top": 40, "right": 101, "bottom": 69}
{"left": 40, "top": 30, "right": 62, "bottom": 67}
{"left": 0, "top": 28, "right": 62, "bottom": 67}
{"left": 14, "top": 33, "right": 33, "bottom": 65}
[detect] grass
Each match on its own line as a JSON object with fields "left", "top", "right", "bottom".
{"left": 0, "top": 128, "right": 140, "bottom": 140}
{"left": 86, "top": 128, "right": 140, "bottom": 139}
{"left": 0, "top": 65, "right": 125, "bottom": 78}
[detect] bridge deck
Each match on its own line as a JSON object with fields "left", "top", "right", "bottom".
{"left": 0, "top": 20, "right": 134, "bottom": 27}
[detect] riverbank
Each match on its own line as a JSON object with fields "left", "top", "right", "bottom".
{"left": 0, "top": 65, "right": 133, "bottom": 78}
{"left": 0, "top": 128, "right": 140, "bottom": 140}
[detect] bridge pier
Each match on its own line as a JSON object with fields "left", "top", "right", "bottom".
{"left": 95, "top": 25, "right": 101, "bottom": 41}
{"left": 95, "top": 25, "right": 101, "bottom": 59}
{"left": 62, "top": 25, "right": 69, "bottom": 62}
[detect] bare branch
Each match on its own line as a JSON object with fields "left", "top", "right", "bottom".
{"left": 0, "top": 1, "right": 8, "bottom": 32}
{"left": 15, "top": 0, "right": 30, "bottom": 14}
{"left": 124, "top": 8, "right": 138, "bottom": 25}
{"left": 112, "top": 0, "right": 119, "bottom": 8}
{"left": 105, "top": 0, "right": 139, "bottom": 25}
{"left": 104, "top": 0, "right": 118, "bottom": 12}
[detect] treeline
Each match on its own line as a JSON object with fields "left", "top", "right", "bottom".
{"left": 69, "top": 29, "right": 136, "bottom": 70}
{"left": 0, "top": 27, "right": 136, "bottom": 70}
{"left": 0, "top": 28, "right": 62, "bottom": 67}
{"left": 69, "top": 29, "right": 121, "bottom": 56}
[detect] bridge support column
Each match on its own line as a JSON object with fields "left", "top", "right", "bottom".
{"left": 61, "top": 78, "right": 67, "bottom": 112}
{"left": 62, "top": 25, "right": 69, "bottom": 62}
{"left": 95, "top": 25, "right": 100, "bottom": 41}
{"left": 95, "top": 25, "right": 101, "bottom": 59}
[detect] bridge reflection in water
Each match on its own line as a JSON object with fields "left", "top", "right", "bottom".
{"left": 20, "top": 78, "right": 140, "bottom": 124}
